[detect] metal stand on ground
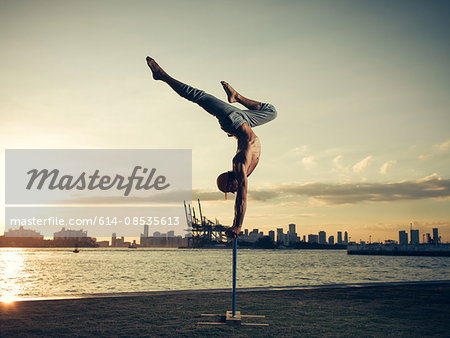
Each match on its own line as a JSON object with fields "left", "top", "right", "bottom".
{"left": 198, "top": 238, "right": 268, "bottom": 326}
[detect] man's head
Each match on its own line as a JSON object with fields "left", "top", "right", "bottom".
{"left": 217, "top": 171, "right": 238, "bottom": 198}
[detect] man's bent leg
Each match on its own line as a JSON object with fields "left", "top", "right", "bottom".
{"left": 176, "top": 84, "right": 240, "bottom": 120}
{"left": 221, "top": 81, "right": 262, "bottom": 110}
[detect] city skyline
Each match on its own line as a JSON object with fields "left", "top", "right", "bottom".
{"left": 2, "top": 222, "right": 446, "bottom": 246}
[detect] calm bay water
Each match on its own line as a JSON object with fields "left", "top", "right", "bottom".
{"left": 1, "top": 248, "right": 449, "bottom": 299}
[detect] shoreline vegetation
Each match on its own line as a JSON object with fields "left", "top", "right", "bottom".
{"left": 1, "top": 281, "right": 449, "bottom": 337}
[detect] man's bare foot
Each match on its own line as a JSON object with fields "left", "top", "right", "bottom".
{"left": 146, "top": 56, "right": 166, "bottom": 81}
{"left": 226, "top": 226, "right": 241, "bottom": 239}
{"left": 221, "top": 81, "right": 239, "bottom": 103}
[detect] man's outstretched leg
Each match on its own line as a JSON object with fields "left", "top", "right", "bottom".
{"left": 146, "top": 56, "right": 186, "bottom": 94}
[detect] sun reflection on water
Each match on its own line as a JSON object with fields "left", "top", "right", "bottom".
{"left": 0, "top": 248, "right": 27, "bottom": 303}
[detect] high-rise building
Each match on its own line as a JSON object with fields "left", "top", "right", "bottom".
{"left": 167, "top": 230, "right": 175, "bottom": 238}
{"left": 319, "top": 231, "right": 326, "bottom": 244}
{"left": 337, "top": 231, "right": 343, "bottom": 244}
{"left": 432, "top": 228, "right": 439, "bottom": 244}
{"left": 288, "top": 223, "right": 298, "bottom": 244}
{"left": 410, "top": 229, "right": 419, "bottom": 244}
{"left": 328, "top": 235, "right": 334, "bottom": 245}
{"left": 344, "top": 231, "right": 348, "bottom": 244}
{"left": 244, "top": 229, "right": 249, "bottom": 237}
{"left": 399, "top": 230, "right": 408, "bottom": 245}
{"left": 289, "top": 223, "right": 296, "bottom": 233}
{"left": 276, "top": 228, "right": 284, "bottom": 244}
{"left": 268, "top": 230, "right": 275, "bottom": 242}
{"left": 144, "top": 224, "right": 149, "bottom": 238}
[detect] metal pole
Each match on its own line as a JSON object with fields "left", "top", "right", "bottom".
{"left": 232, "top": 237, "right": 237, "bottom": 317}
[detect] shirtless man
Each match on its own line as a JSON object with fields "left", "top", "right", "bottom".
{"left": 146, "top": 57, "right": 277, "bottom": 238}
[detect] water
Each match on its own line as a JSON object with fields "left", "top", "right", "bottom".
{"left": 1, "top": 248, "right": 449, "bottom": 299}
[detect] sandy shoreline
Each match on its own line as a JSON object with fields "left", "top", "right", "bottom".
{"left": 2, "top": 281, "right": 450, "bottom": 337}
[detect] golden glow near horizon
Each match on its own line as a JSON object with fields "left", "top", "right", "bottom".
{"left": 0, "top": 1, "right": 449, "bottom": 241}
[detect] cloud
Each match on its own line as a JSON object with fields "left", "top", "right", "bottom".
{"left": 379, "top": 160, "right": 396, "bottom": 175}
{"left": 194, "top": 175, "right": 450, "bottom": 205}
{"left": 301, "top": 156, "right": 316, "bottom": 169}
{"left": 332, "top": 155, "right": 344, "bottom": 169}
{"left": 71, "top": 175, "right": 450, "bottom": 206}
{"left": 436, "top": 140, "right": 450, "bottom": 152}
{"left": 352, "top": 156, "right": 372, "bottom": 173}
{"left": 416, "top": 173, "right": 439, "bottom": 183}
{"left": 418, "top": 154, "right": 432, "bottom": 161}
{"left": 418, "top": 140, "right": 450, "bottom": 160}
{"left": 293, "top": 145, "right": 308, "bottom": 155}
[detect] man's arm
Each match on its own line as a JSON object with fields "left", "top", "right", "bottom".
{"left": 232, "top": 162, "right": 248, "bottom": 233}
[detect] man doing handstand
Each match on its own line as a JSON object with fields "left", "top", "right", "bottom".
{"left": 146, "top": 57, "right": 277, "bottom": 238}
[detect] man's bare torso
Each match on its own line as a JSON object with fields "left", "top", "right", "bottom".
{"left": 233, "top": 123, "right": 261, "bottom": 177}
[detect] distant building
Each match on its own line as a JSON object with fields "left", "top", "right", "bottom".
{"left": 143, "top": 224, "right": 149, "bottom": 238}
{"left": 277, "top": 228, "right": 284, "bottom": 244}
{"left": 2, "top": 226, "right": 45, "bottom": 247}
{"left": 5, "top": 226, "right": 43, "bottom": 238}
{"left": 432, "top": 228, "right": 439, "bottom": 244}
{"left": 167, "top": 231, "right": 175, "bottom": 238}
{"left": 328, "top": 235, "right": 334, "bottom": 245}
{"left": 308, "top": 234, "right": 319, "bottom": 243}
{"left": 303, "top": 235, "right": 306, "bottom": 242}
{"left": 319, "top": 231, "right": 326, "bottom": 244}
{"left": 111, "top": 233, "right": 127, "bottom": 247}
{"left": 248, "top": 229, "right": 260, "bottom": 242}
{"left": 97, "top": 240, "right": 110, "bottom": 247}
{"left": 140, "top": 235, "right": 187, "bottom": 248}
{"left": 410, "top": 229, "right": 419, "bottom": 245}
{"left": 54, "top": 227, "right": 87, "bottom": 239}
{"left": 288, "top": 224, "right": 298, "bottom": 244}
{"left": 244, "top": 229, "right": 249, "bottom": 237}
{"left": 344, "top": 231, "right": 348, "bottom": 244}
{"left": 268, "top": 230, "right": 275, "bottom": 242}
{"left": 399, "top": 231, "right": 408, "bottom": 245}
{"left": 337, "top": 231, "right": 343, "bottom": 244}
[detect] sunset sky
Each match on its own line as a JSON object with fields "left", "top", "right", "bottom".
{"left": 1, "top": 0, "right": 449, "bottom": 242}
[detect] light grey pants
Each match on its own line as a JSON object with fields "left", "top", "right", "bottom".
{"left": 175, "top": 83, "right": 277, "bottom": 136}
